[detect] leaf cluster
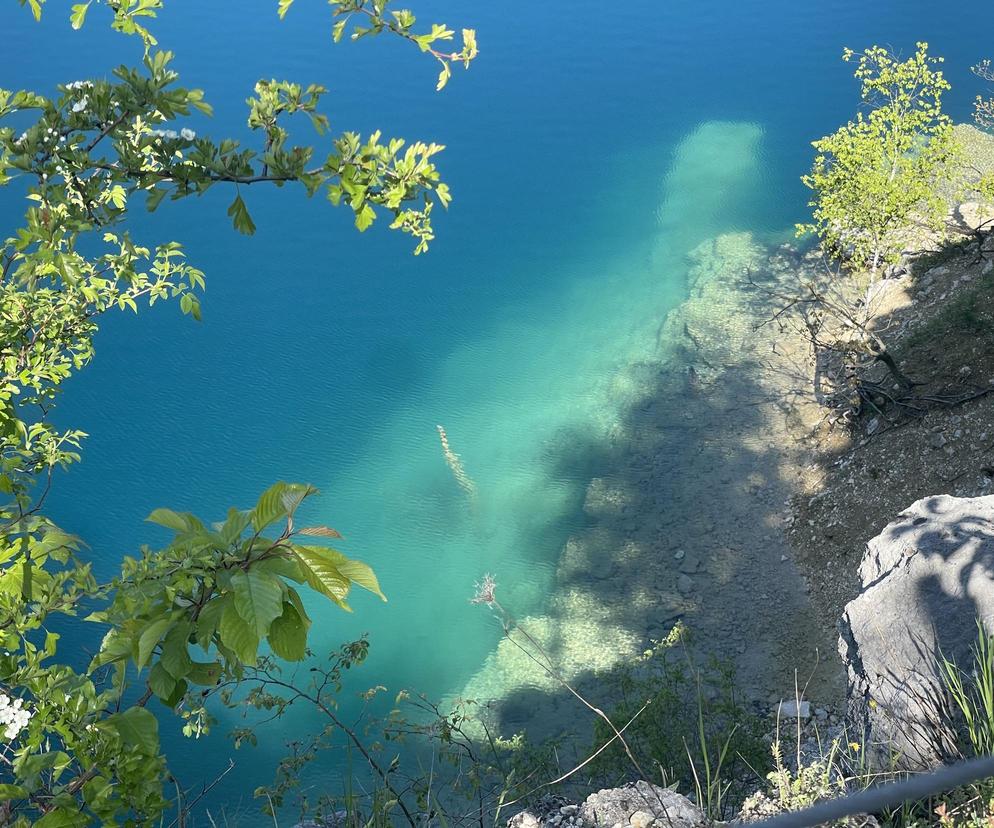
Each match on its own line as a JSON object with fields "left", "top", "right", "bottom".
{"left": 0, "top": 0, "right": 476, "bottom": 823}
{"left": 800, "top": 43, "right": 960, "bottom": 274}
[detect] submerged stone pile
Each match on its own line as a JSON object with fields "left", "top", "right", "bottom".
{"left": 457, "top": 230, "right": 840, "bottom": 737}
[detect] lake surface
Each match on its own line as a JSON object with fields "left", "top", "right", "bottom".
{"left": 6, "top": 0, "right": 993, "bottom": 821}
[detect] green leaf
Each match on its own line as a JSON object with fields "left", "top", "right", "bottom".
{"left": 291, "top": 544, "right": 352, "bottom": 609}
{"left": 227, "top": 193, "right": 257, "bottom": 235}
{"left": 90, "top": 628, "right": 133, "bottom": 670}
{"left": 145, "top": 186, "right": 167, "bottom": 212}
{"left": 137, "top": 616, "right": 173, "bottom": 668}
{"left": 436, "top": 61, "right": 452, "bottom": 92}
{"left": 35, "top": 808, "right": 89, "bottom": 828}
{"left": 217, "top": 508, "right": 252, "bottom": 544}
{"left": 277, "top": 0, "right": 294, "bottom": 19}
{"left": 254, "top": 553, "right": 306, "bottom": 582}
{"left": 297, "top": 545, "right": 386, "bottom": 601}
{"left": 220, "top": 599, "right": 260, "bottom": 665}
{"left": 231, "top": 569, "right": 284, "bottom": 638}
{"left": 332, "top": 19, "right": 346, "bottom": 42}
{"left": 251, "top": 481, "right": 310, "bottom": 531}
{"left": 436, "top": 182, "right": 452, "bottom": 209}
{"left": 146, "top": 508, "right": 191, "bottom": 532}
{"left": 148, "top": 661, "right": 177, "bottom": 701}
{"left": 267, "top": 600, "right": 309, "bottom": 660}
{"left": 187, "top": 661, "right": 222, "bottom": 686}
{"left": 355, "top": 203, "right": 376, "bottom": 232}
{"left": 196, "top": 595, "right": 227, "bottom": 648}
{"left": 159, "top": 622, "right": 193, "bottom": 679}
{"left": 106, "top": 707, "right": 159, "bottom": 755}
{"left": 0, "top": 784, "right": 28, "bottom": 800}
{"left": 70, "top": 2, "right": 90, "bottom": 29}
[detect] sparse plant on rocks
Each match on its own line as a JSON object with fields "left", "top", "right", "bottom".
{"left": 588, "top": 623, "right": 769, "bottom": 821}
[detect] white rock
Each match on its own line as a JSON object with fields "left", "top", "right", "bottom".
{"left": 630, "top": 811, "right": 655, "bottom": 828}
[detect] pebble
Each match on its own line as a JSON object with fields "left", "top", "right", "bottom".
{"left": 629, "top": 811, "right": 655, "bottom": 828}
{"left": 929, "top": 432, "right": 948, "bottom": 449}
{"left": 673, "top": 549, "right": 685, "bottom": 561}
{"left": 677, "top": 574, "right": 694, "bottom": 595}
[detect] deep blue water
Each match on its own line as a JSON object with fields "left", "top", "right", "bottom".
{"left": 6, "top": 0, "right": 994, "bottom": 821}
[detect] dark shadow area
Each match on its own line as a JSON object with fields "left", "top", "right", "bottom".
{"left": 469, "top": 235, "right": 844, "bottom": 775}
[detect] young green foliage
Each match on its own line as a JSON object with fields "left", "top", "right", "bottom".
{"left": 0, "top": 1, "right": 474, "bottom": 824}
{"left": 799, "top": 43, "right": 959, "bottom": 276}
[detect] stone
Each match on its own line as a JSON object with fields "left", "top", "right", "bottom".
{"left": 629, "top": 811, "right": 655, "bottom": 828}
{"left": 508, "top": 796, "right": 582, "bottom": 828}
{"left": 777, "top": 699, "right": 811, "bottom": 719}
{"left": 928, "top": 432, "right": 947, "bottom": 449}
{"left": 579, "top": 782, "right": 704, "bottom": 828}
{"left": 839, "top": 494, "right": 994, "bottom": 770}
{"left": 677, "top": 574, "right": 694, "bottom": 594}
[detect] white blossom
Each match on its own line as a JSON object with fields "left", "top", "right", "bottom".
{"left": 180, "top": 128, "right": 196, "bottom": 141}
{"left": 71, "top": 96, "right": 88, "bottom": 113}
{"left": 65, "top": 80, "right": 93, "bottom": 91}
{"left": 0, "top": 693, "right": 31, "bottom": 740}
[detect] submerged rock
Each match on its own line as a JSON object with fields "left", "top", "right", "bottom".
{"left": 839, "top": 494, "right": 994, "bottom": 769}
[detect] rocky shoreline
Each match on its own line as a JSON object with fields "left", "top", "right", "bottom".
{"left": 458, "top": 230, "right": 850, "bottom": 740}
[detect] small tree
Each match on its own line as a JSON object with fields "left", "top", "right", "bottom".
{"left": 800, "top": 42, "right": 958, "bottom": 278}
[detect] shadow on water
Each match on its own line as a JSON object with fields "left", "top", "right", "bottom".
{"left": 460, "top": 236, "right": 846, "bottom": 750}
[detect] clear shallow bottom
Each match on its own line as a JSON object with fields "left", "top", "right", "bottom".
{"left": 185, "top": 120, "right": 772, "bottom": 819}
{"left": 6, "top": 0, "right": 992, "bottom": 821}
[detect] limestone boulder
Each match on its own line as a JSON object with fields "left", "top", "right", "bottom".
{"left": 839, "top": 494, "right": 994, "bottom": 769}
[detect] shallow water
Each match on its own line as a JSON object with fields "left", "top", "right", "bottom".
{"left": 6, "top": 0, "right": 994, "bottom": 820}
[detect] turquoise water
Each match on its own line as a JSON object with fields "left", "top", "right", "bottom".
{"left": 6, "top": 0, "right": 994, "bottom": 819}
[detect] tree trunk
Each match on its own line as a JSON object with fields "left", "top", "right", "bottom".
{"left": 874, "top": 348, "right": 915, "bottom": 389}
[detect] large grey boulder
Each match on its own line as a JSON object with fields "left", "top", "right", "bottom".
{"left": 507, "top": 782, "right": 704, "bottom": 828}
{"left": 579, "top": 782, "right": 705, "bottom": 828}
{"left": 839, "top": 494, "right": 994, "bottom": 769}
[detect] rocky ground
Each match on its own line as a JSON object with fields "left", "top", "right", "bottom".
{"left": 788, "top": 230, "right": 994, "bottom": 639}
